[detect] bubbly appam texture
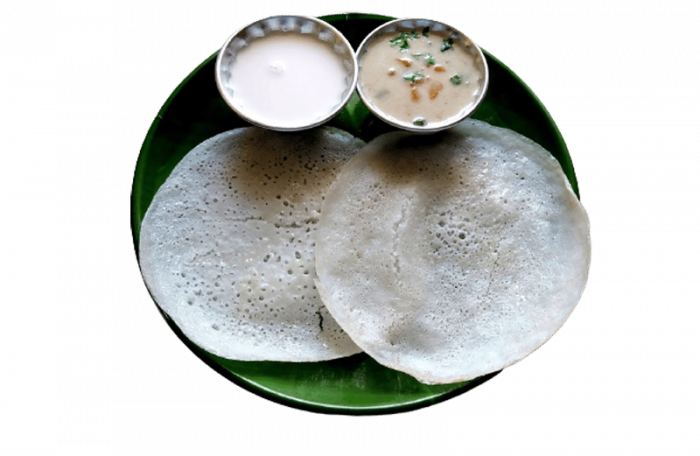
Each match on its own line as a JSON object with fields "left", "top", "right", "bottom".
{"left": 139, "top": 127, "right": 364, "bottom": 361}
{"left": 315, "top": 119, "right": 590, "bottom": 384}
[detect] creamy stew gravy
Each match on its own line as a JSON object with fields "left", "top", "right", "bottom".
{"left": 359, "top": 29, "right": 483, "bottom": 127}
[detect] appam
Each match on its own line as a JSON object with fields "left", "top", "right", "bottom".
{"left": 139, "top": 127, "right": 364, "bottom": 361}
{"left": 314, "top": 119, "right": 590, "bottom": 384}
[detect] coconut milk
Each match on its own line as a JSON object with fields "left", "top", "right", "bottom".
{"left": 228, "top": 33, "right": 348, "bottom": 128}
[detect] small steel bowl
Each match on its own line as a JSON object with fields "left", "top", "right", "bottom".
{"left": 356, "top": 18, "right": 489, "bottom": 133}
{"left": 216, "top": 16, "right": 358, "bottom": 131}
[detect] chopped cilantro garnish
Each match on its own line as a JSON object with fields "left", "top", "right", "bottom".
{"left": 441, "top": 38, "right": 454, "bottom": 52}
{"left": 390, "top": 31, "right": 420, "bottom": 51}
{"left": 450, "top": 74, "right": 462, "bottom": 85}
{"left": 413, "top": 117, "right": 427, "bottom": 126}
{"left": 403, "top": 71, "right": 425, "bottom": 83}
{"left": 411, "top": 53, "right": 435, "bottom": 66}
{"left": 422, "top": 27, "right": 430, "bottom": 37}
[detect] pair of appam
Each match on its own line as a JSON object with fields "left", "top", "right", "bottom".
{"left": 138, "top": 120, "right": 590, "bottom": 384}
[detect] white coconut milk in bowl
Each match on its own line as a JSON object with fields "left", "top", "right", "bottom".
{"left": 216, "top": 16, "right": 358, "bottom": 131}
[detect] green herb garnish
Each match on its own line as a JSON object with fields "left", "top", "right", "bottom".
{"left": 413, "top": 117, "right": 427, "bottom": 126}
{"left": 403, "top": 71, "right": 425, "bottom": 83}
{"left": 449, "top": 74, "right": 462, "bottom": 85}
{"left": 390, "top": 31, "right": 420, "bottom": 51}
{"left": 422, "top": 27, "right": 430, "bottom": 37}
{"left": 411, "top": 53, "right": 436, "bottom": 65}
{"left": 441, "top": 38, "right": 454, "bottom": 52}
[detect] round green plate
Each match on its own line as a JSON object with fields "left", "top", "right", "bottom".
{"left": 131, "top": 13, "right": 579, "bottom": 415}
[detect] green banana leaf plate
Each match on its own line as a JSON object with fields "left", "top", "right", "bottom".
{"left": 131, "top": 13, "right": 579, "bottom": 415}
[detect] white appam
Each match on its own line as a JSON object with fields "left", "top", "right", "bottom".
{"left": 139, "top": 127, "right": 364, "bottom": 361}
{"left": 315, "top": 119, "right": 590, "bottom": 384}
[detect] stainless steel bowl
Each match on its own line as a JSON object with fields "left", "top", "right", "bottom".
{"left": 216, "top": 16, "right": 358, "bottom": 131}
{"left": 356, "top": 18, "right": 489, "bottom": 133}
